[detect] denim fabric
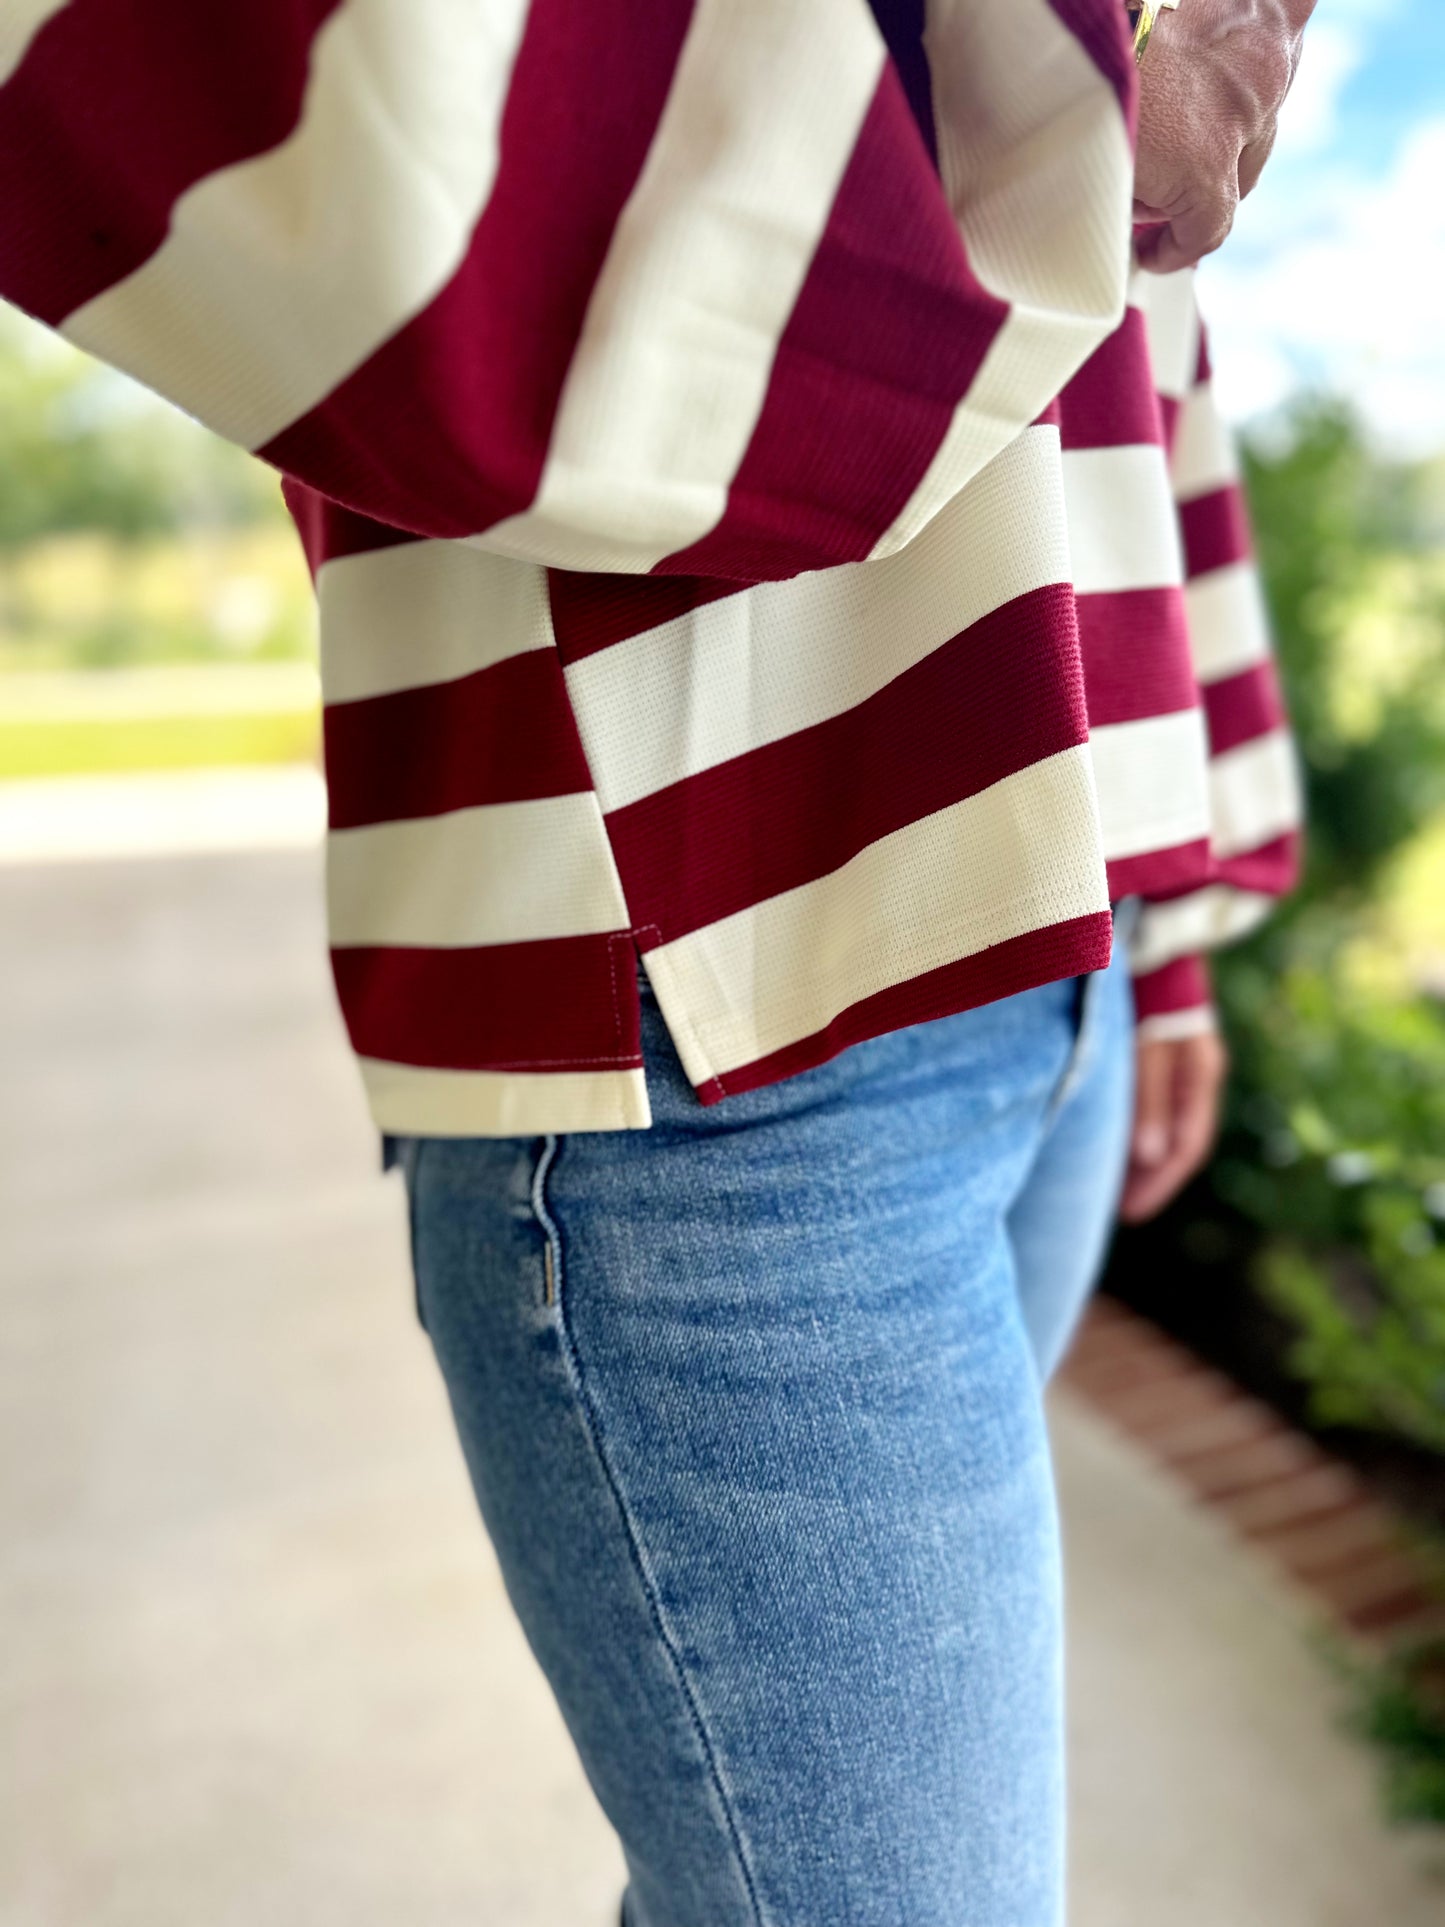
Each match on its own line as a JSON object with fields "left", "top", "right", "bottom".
{"left": 393, "top": 940, "right": 1134, "bottom": 1927}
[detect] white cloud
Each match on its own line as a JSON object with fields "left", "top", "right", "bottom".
{"left": 1275, "top": 19, "right": 1366, "bottom": 154}
{"left": 1200, "top": 114, "right": 1445, "bottom": 455}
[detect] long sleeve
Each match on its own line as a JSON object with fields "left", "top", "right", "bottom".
{"left": 1130, "top": 294, "right": 1303, "bottom": 1038}
{"left": 0, "top": 0, "right": 1135, "bottom": 581}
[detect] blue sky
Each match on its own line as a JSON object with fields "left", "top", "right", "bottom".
{"left": 1199, "top": 0, "right": 1445, "bottom": 452}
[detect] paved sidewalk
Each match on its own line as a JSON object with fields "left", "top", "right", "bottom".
{"left": 2, "top": 841, "right": 1443, "bottom": 1925}
{"left": 0, "top": 764, "right": 324, "bottom": 864}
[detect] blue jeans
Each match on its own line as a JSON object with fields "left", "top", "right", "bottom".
{"left": 393, "top": 940, "right": 1134, "bottom": 1927}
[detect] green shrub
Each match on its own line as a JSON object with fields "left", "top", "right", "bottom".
{"left": 1344, "top": 1635, "right": 1445, "bottom": 1826}
{"left": 1192, "top": 403, "right": 1445, "bottom": 1457}
{"left": 1212, "top": 965, "right": 1445, "bottom": 1453}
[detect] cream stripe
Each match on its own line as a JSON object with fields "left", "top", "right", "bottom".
{"left": 1136, "top": 1006, "right": 1216, "bottom": 1044}
{"left": 1185, "top": 562, "right": 1273, "bottom": 683}
{"left": 482, "top": 0, "right": 885, "bottom": 573}
{"left": 567, "top": 425, "right": 1068, "bottom": 814}
{"left": 359, "top": 1060, "right": 651, "bottom": 1134}
{"left": 0, "top": 0, "right": 70, "bottom": 85}
{"left": 1089, "top": 709, "right": 1211, "bottom": 862}
{"left": 63, "top": 0, "right": 527, "bottom": 449}
{"left": 1210, "top": 729, "right": 1302, "bottom": 860}
{"left": 326, "top": 794, "right": 629, "bottom": 948}
{"left": 876, "top": 0, "right": 1132, "bottom": 555}
{"left": 1063, "top": 444, "right": 1184, "bottom": 594}
{"left": 1170, "top": 383, "right": 1239, "bottom": 503}
{"left": 1132, "top": 264, "right": 1200, "bottom": 401}
{"left": 319, "top": 545, "right": 551, "bottom": 706}
{"left": 931, "top": 0, "right": 1131, "bottom": 315}
{"left": 876, "top": 307, "right": 1125, "bottom": 559}
{"left": 644, "top": 744, "right": 1108, "bottom": 1085}
{"left": 1130, "top": 886, "right": 1274, "bottom": 976}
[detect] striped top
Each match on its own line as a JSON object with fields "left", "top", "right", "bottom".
{"left": 0, "top": 0, "right": 1299, "bottom": 1135}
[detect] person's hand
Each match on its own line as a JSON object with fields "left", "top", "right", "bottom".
{"left": 1120, "top": 1029, "right": 1229, "bottom": 1222}
{"left": 1133, "top": 0, "right": 1318, "bottom": 274}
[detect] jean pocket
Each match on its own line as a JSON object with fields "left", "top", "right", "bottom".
{"left": 1043, "top": 979, "right": 1090, "bottom": 1126}
{"left": 387, "top": 1134, "right": 430, "bottom": 1333}
{"left": 1046, "top": 914, "right": 1135, "bottom": 1124}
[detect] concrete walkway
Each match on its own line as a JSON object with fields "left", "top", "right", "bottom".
{"left": 2, "top": 827, "right": 1442, "bottom": 1925}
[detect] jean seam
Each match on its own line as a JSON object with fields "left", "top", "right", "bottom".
{"left": 529, "top": 1134, "right": 564, "bottom": 1309}
{"left": 535, "top": 1136, "right": 767, "bottom": 1927}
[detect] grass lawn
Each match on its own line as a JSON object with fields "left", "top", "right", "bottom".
{"left": 0, "top": 708, "right": 319, "bottom": 779}
{"left": 0, "top": 663, "right": 321, "bottom": 780}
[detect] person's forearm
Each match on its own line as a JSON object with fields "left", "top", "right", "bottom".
{"left": 1134, "top": 0, "right": 1320, "bottom": 274}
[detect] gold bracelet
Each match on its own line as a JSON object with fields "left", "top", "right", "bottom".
{"left": 1126, "top": 0, "right": 1180, "bottom": 65}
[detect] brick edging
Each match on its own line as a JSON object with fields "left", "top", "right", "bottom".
{"left": 1059, "top": 1297, "right": 1445, "bottom": 1646}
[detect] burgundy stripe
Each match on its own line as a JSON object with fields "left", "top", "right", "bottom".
{"left": 282, "top": 479, "right": 421, "bottom": 580}
{"left": 323, "top": 650, "right": 593, "bottom": 830}
{"left": 660, "top": 66, "right": 1011, "bottom": 579}
{"left": 1132, "top": 951, "right": 1210, "bottom": 1019}
{"left": 548, "top": 570, "right": 745, "bottom": 667}
{"left": 1195, "top": 325, "right": 1213, "bottom": 387}
{"left": 0, "top": 0, "right": 343, "bottom": 325}
{"left": 1058, "top": 309, "right": 1162, "bottom": 450}
{"left": 1179, "top": 485, "right": 1252, "bottom": 580}
{"left": 1043, "top": 0, "right": 1138, "bottom": 126}
{"left": 1142, "top": 830, "right": 1302, "bottom": 906}
{"left": 262, "top": 0, "right": 693, "bottom": 541}
{"left": 608, "top": 584, "right": 1084, "bottom": 943}
{"left": 1203, "top": 660, "right": 1286, "bottom": 757}
{"left": 331, "top": 934, "right": 640, "bottom": 1074}
{"left": 1213, "top": 831, "right": 1301, "bottom": 897}
{"left": 1075, "top": 586, "right": 1196, "bottom": 724}
{"left": 702, "top": 913, "right": 1114, "bottom": 1103}
{"left": 1157, "top": 393, "right": 1181, "bottom": 451}
{"left": 1106, "top": 839, "right": 1211, "bottom": 901}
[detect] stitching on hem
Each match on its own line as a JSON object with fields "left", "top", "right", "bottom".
{"left": 378, "top": 1054, "right": 645, "bottom": 1073}
{"left": 543, "top": 1154, "right": 766, "bottom": 1927}
{"left": 606, "top": 930, "right": 637, "bottom": 1058}
{"left": 633, "top": 922, "right": 731, "bottom": 1102}
{"left": 663, "top": 997, "right": 726, "bottom": 1106}
{"left": 681, "top": 905, "right": 1113, "bottom": 1065}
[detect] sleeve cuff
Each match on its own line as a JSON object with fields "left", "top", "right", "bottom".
{"left": 1131, "top": 952, "right": 1215, "bottom": 1044}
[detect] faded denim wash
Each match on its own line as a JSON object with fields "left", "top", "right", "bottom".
{"left": 392, "top": 936, "right": 1134, "bottom": 1927}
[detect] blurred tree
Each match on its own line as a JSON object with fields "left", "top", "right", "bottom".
{"left": 1243, "top": 402, "right": 1445, "bottom": 908}
{"left": 0, "top": 317, "right": 282, "bottom": 546}
{"left": 1348, "top": 1634, "right": 1445, "bottom": 1826}
{"left": 0, "top": 313, "right": 309, "bottom": 680}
